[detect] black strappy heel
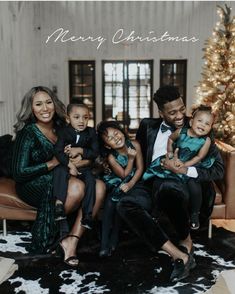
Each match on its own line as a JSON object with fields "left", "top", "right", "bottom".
{"left": 58, "top": 234, "right": 80, "bottom": 268}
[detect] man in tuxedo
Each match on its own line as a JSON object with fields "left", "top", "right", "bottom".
{"left": 117, "top": 85, "right": 224, "bottom": 282}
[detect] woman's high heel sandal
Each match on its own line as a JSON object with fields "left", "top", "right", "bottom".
{"left": 58, "top": 234, "right": 80, "bottom": 268}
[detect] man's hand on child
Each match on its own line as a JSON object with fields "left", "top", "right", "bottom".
{"left": 174, "top": 159, "right": 184, "bottom": 169}
{"left": 162, "top": 149, "right": 187, "bottom": 174}
{"left": 162, "top": 148, "right": 180, "bottom": 172}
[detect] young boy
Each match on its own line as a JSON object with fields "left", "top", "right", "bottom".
{"left": 53, "top": 103, "right": 99, "bottom": 230}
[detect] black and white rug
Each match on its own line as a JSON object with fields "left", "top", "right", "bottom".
{"left": 0, "top": 225, "right": 235, "bottom": 293}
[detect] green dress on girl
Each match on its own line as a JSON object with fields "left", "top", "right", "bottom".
{"left": 143, "top": 127, "right": 215, "bottom": 181}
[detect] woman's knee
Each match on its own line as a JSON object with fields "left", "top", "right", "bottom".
{"left": 67, "top": 177, "right": 85, "bottom": 200}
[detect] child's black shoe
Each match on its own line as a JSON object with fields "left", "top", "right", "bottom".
{"left": 55, "top": 203, "right": 66, "bottom": 221}
{"left": 81, "top": 215, "right": 93, "bottom": 230}
{"left": 190, "top": 213, "right": 200, "bottom": 230}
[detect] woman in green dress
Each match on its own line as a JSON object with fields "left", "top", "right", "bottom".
{"left": 12, "top": 86, "right": 106, "bottom": 267}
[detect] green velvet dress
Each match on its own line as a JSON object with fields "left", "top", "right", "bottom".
{"left": 12, "top": 123, "right": 57, "bottom": 253}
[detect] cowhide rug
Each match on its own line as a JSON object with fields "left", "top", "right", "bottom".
{"left": 0, "top": 226, "right": 235, "bottom": 294}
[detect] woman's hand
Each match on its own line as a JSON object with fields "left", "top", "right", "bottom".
{"left": 64, "top": 144, "right": 72, "bottom": 155}
{"left": 64, "top": 145, "right": 83, "bottom": 158}
{"left": 70, "top": 155, "right": 83, "bottom": 168}
{"left": 46, "top": 156, "right": 60, "bottom": 171}
{"left": 68, "top": 160, "right": 81, "bottom": 176}
{"left": 68, "top": 147, "right": 81, "bottom": 158}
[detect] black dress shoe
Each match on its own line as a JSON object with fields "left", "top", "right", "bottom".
{"left": 170, "top": 251, "right": 196, "bottom": 282}
{"left": 190, "top": 213, "right": 200, "bottom": 230}
{"left": 170, "top": 259, "right": 189, "bottom": 282}
{"left": 99, "top": 249, "right": 112, "bottom": 258}
{"left": 55, "top": 203, "right": 66, "bottom": 221}
{"left": 81, "top": 216, "right": 93, "bottom": 230}
{"left": 178, "top": 245, "right": 195, "bottom": 256}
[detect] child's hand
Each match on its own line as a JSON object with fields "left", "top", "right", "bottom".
{"left": 68, "top": 147, "right": 80, "bottom": 158}
{"left": 120, "top": 182, "right": 133, "bottom": 193}
{"left": 167, "top": 152, "right": 174, "bottom": 160}
{"left": 103, "top": 162, "right": 111, "bottom": 174}
{"left": 64, "top": 144, "right": 72, "bottom": 155}
{"left": 68, "top": 161, "right": 81, "bottom": 176}
{"left": 127, "top": 147, "right": 137, "bottom": 160}
{"left": 69, "top": 166, "right": 79, "bottom": 176}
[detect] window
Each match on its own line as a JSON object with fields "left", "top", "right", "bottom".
{"left": 160, "top": 60, "right": 187, "bottom": 104}
{"left": 103, "top": 60, "right": 153, "bottom": 133}
{"left": 69, "top": 61, "right": 95, "bottom": 127}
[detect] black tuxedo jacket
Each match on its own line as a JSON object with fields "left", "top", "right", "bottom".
{"left": 54, "top": 125, "right": 99, "bottom": 166}
{"left": 136, "top": 117, "right": 224, "bottom": 222}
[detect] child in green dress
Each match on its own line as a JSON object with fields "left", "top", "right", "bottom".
{"left": 143, "top": 105, "right": 215, "bottom": 229}
{"left": 97, "top": 120, "right": 144, "bottom": 257}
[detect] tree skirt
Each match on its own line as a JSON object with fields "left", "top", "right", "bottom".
{"left": 0, "top": 226, "right": 235, "bottom": 294}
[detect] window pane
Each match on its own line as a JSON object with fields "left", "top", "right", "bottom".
{"left": 69, "top": 61, "right": 95, "bottom": 126}
{"left": 103, "top": 61, "right": 152, "bottom": 132}
{"left": 160, "top": 60, "right": 187, "bottom": 105}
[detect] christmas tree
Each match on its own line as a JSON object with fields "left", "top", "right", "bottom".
{"left": 195, "top": 4, "right": 235, "bottom": 146}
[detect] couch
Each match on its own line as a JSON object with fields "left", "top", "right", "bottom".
{"left": 208, "top": 140, "right": 235, "bottom": 238}
{"left": 0, "top": 178, "right": 36, "bottom": 236}
{"left": 0, "top": 140, "right": 234, "bottom": 238}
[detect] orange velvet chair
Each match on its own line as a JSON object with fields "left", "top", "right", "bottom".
{"left": 208, "top": 140, "right": 235, "bottom": 238}
{"left": 0, "top": 178, "right": 36, "bottom": 236}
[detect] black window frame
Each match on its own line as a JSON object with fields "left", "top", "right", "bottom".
{"left": 102, "top": 60, "right": 153, "bottom": 132}
{"left": 69, "top": 60, "right": 96, "bottom": 126}
{"left": 160, "top": 59, "right": 187, "bottom": 105}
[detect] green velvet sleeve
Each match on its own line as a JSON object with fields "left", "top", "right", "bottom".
{"left": 12, "top": 126, "right": 48, "bottom": 183}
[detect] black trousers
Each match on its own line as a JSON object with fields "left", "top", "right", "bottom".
{"left": 152, "top": 178, "right": 192, "bottom": 240}
{"left": 116, "top": 182, "right": 169, "bottom": 252}
{"left": 187, "top": 179, "right": 202, "bottom": 215}
{"left": 100, "top": 194, "right": 121, "bottom": 251}
{"left": 53, "top": 165, "right": 96, "bottom": 217}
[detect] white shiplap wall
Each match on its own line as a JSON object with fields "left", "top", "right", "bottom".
{"left": 0, "top": 1, "right": 234, "bottom": 135}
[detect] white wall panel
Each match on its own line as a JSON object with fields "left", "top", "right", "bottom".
{"left": 0, "top": 1, "right": 235, "bottom": 135}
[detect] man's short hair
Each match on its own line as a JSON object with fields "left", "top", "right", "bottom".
{"left": 153, "top": 85, "right": 181, "bottom": 111}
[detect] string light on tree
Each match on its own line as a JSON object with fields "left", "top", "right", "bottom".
{"left": 195, "top": 4, "right": 235, "bottom": 146}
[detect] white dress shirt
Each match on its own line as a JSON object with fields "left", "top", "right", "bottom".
{"left": 152, "top": 122, "right": 198, "bottom": 178}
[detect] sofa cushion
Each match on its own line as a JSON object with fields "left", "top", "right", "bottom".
{"left": 0, "top": 178, "right": 36, "bottom": 210}
{"left": 213, "top": 182, "right": 223, "bottom": 205}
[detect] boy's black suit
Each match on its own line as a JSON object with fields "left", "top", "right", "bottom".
{"left": 54, "top": 125, "right": 99, "bottom": 166}
{"left": 53, "top": 125, "right": 99, "bottom": 218}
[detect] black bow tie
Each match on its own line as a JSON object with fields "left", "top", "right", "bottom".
{"left": 160, "top": 124, "right": 174, "bottom": 133}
